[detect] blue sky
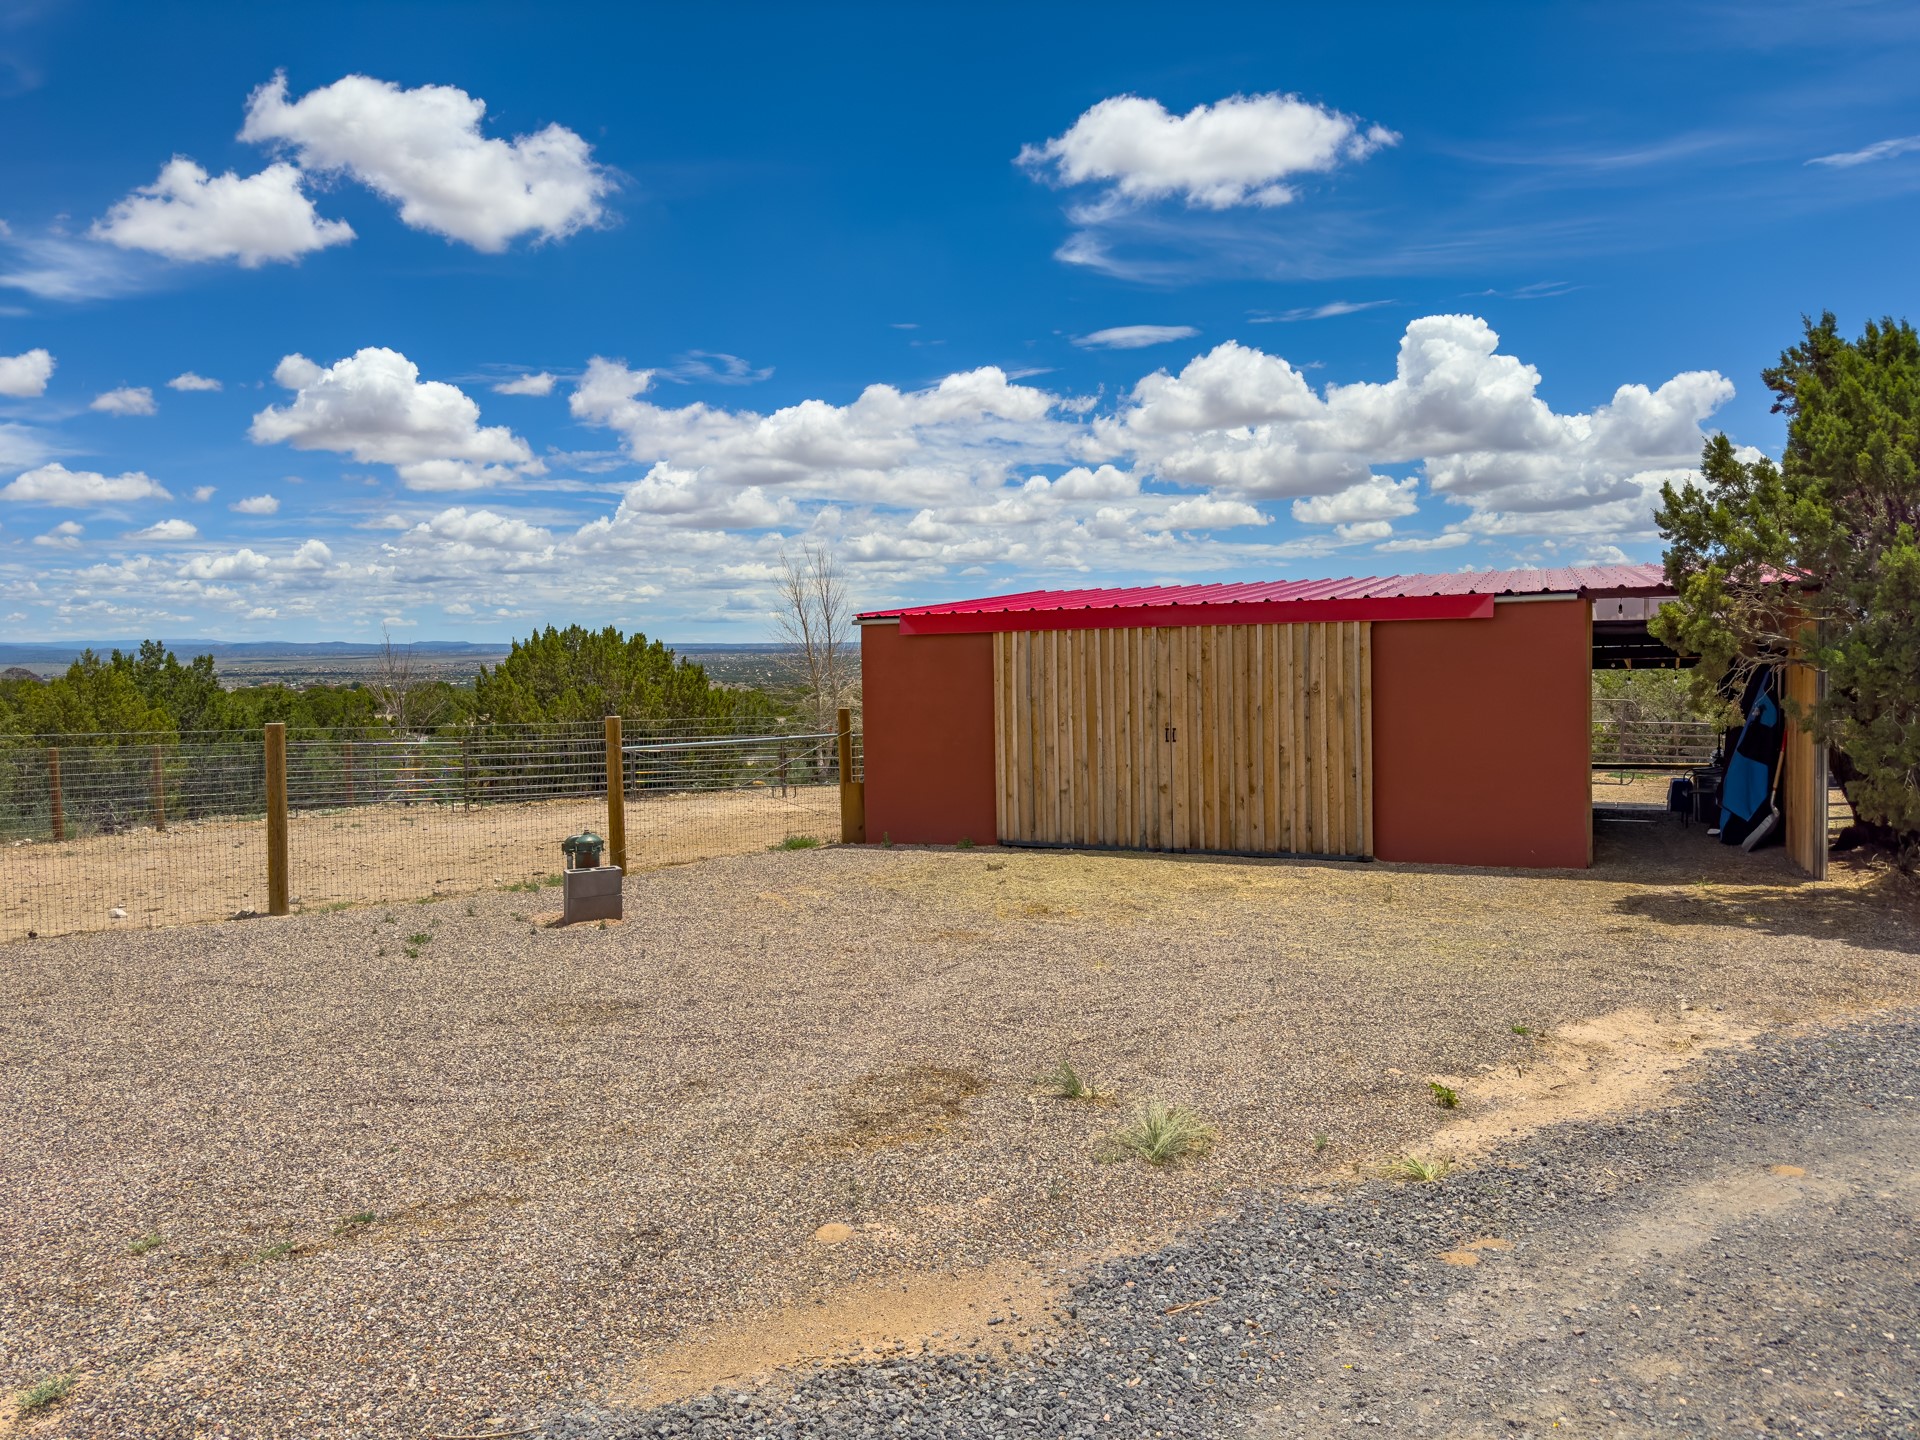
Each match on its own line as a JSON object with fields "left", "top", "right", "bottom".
{"left": 2, "top": 1, "right": 1918, "bottom": 643}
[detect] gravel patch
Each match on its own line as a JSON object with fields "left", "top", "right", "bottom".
{"left": 3, "top": 821, "right": 1916, "bottom": 1435}
{"left": 545, "top": 1015, "right": 1920, "bottom": 1439}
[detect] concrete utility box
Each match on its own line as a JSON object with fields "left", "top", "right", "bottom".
{"left": 561, "top": 865, "right": 623, "bottom": 924}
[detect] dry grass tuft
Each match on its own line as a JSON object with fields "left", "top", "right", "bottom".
{"left": 1035, "top": 1058, "right": 1104, "bottom": 1101}
{"left": 1107, "top": 1100, "right": 1217, "bottom": 1167}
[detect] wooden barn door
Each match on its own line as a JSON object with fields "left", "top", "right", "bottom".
{"left": 994, "top": 623, "right": 1372, "bottom": 856}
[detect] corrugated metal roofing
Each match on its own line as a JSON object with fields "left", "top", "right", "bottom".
{"left": 859, "top": 564, "right": 1667, "bottom": 623}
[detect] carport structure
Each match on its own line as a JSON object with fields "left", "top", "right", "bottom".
{"left": 856, "top": 564, "right": 1829, "bottom": 873}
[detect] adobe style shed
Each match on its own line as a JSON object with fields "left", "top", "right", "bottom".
{"left": 856, "top": 564, "right": 1828, "bottom": 873}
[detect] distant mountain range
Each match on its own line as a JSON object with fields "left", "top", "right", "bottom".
{"left": 0, "top": 639, "right": 792, "bottom": 664}
{"left": 0, "top": 640, "right": 508, "bottom": 664}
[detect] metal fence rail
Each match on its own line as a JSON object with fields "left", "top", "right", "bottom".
{"left": 1592, "top": 708, "right": 1719, "bottom": 770}
{"left": 1, "top": 716, "right": 862, "bottom": 943}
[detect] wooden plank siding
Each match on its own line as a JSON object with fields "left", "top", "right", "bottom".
{"left": 1782, "top": 658, "right": 1828, "bottom": 880}
{"left": 993, "top": 621, "right": 1373, "bottom": 856}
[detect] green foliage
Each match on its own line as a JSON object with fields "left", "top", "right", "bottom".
{"left": 1106, "top": 1100, "right": 1217, "bottom": 1166}
{"left": 1390, "top": 1155, "right": 1450, "bottom": 1183}
{"left": 771, "top": 834, "right": 822, "bottom": 850}
{"left": 126, "top": 1232, "right": 164, "bottom": 1255}
{"left": 0, "top": 640, "right": 381, "bottom": 739}
{"left": 0, "top": 649, "right": 174, "bottom": 738}
{"left": 16, "top": 1374, "right": 74, "bottom": 1415}
{"left": 0, "top": 624, "right": 773, "bottom": 744}
{"left": 474, "top": 625, "right": 772, "bottom": 726}
{"left": 1428, "top": 1081, "right": 1460, "bottom": 1110}
{"left": 1035, "top": 1058, "right": 1102, "bottom": 1101}
{"left": 1592, "top": 669, "right": 1719, "bottom": 725}
{"left": 1654, "top": 312, "right": 1920, "bottom": 849}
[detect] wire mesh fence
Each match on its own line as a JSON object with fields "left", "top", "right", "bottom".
{"left": 1, "top": 717, "right": 861, "bottom": 942}
{"left": 1, "top": 731, "right": 268, "bottom": 939}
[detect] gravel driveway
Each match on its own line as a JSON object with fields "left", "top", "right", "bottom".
{"left": 547, "top": 1015, "right": 1920, "bottom": 1439}
{"left": 4, "top": 822, "right": 1917, "bottom": 1436}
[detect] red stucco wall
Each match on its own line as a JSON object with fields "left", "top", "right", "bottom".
{"left": 1371, "top": 599, "right": 1592, "bottom": 869}
{"left": 859, "top": 622, "right": 998, "bottom": 845}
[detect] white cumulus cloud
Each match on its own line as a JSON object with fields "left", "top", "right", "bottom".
{"left": 44, "top": 315, "right": 1738, "bottom": 633}
{"left": 183, "top": 546, "right": 272, "bottom": 581}
{"left": 1, "top": 462, "right": 171, "bottom": 505}
{"left": 407, "top": 506, "right": 553, "bottom": 551}
{"left": 168, "top": 372, "right": 223, "bottom": 391}
{"left": 91, "top": 385, "right": 157, "bottom": 416}
{"left": 250, "top": 347, "right": 534, "bottom": 487}
{"left": 576, "top": 464, "right": 798, "bottom": 543}
{"left": 129, "top": 518, "right": 199, "bottom": 540}
{"left": 0, "top": 348, "right": 54, "bottom": 398}
{"left": 92, "top": 159, "right": 353, "bottom": 265}
{"left": 1151, "top": 496, "right": 1269, "bottom": 530}
{"left": 231, "top": 493, "right": 280, "bottom": 515}
{"left": 1291, "top": 475, "right": 1420, "bottom": 525}
{"left": 1335, "top": 519, "right": 1393, "bottom": 541}
{"left": 33, "top": 519, "right": 83, "bottom": 549}
{"left": 1019, "top": 92, "right": 1398, "bottom": 209}
{"left": 1089, "top": 317, "right": 1733, "bottom": 541}
{"left": 569, "top": 357, "right": 1066, "bottom": 505}
{"left": 1115, "top": 340, "right": 1319, "bottom": 435}
{"left": 241, "top": 73, "right": 612, "bottom": 251}
{"left": 493, "top": 371, "right": 556, "bottom": 396}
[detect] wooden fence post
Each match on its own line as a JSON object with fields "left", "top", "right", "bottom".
{"left": 150, "top": 744, "right": 167, "bottom": 833}
{"left": 604, "top": 714, "right": 627, "bottom": 874}
{"left": 47, "top": 745, "right": 65, "bottom": 842}
{"left": 837, "top": 707, "right": 865, "bottom": 843}
{"left": 265, "top": 722, "right": 289, "bottom": 916}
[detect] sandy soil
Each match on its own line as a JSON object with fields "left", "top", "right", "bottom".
{"left": 0, "top": 786, "right": 839, "bottom": 942}
{"left": 0, "top": 771, "right": 1733, "bottom": 942}
{"left": 3, "top": 816, "right": 1918, "bottom": 1436}
{"left": 1592, "top": 771, "right": 1685, "bottom": 806}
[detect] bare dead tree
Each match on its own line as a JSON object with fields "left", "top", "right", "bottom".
{"left": 373, "top": 625, "right": 446, "bottom": 734}
{"left": 773, "top": 544, "right": 855, "bottom": 730}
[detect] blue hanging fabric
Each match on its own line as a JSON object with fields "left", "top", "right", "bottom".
{"left": 1719, "top": 667, "right": 1784, "bottom": 845}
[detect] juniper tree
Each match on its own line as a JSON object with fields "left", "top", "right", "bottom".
{"left": 1654, "top": 312, "right": 1920, "bottom": 853}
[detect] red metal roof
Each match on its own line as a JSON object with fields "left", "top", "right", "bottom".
{"left": 860, "top": 564, "right": 1668, "bottom": 635}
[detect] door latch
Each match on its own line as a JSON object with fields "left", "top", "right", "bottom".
{"left": 1164, "top": 724, "right": 1178, "bottom": 743}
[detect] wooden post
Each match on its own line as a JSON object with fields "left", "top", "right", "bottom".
{"left": 47, "top": 746, "right": 65, "bottom": 842}
{"left": 604, "top": 714, "right": 627, "bottom": 874}
{"left": 837, "top": 707, "right": 865, "bottom": 843}
{"left": 344, "top": 740, "right": 356, "bottom": 806}
{"left": 265, "top": 722, "right": 289, "bottom": 916}
{"left": 150, "top": 744, "right": 167, "bottom": 833}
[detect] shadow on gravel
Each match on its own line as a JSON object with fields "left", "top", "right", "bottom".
{"left": 1614, "top": 870, "right": 1920, "bottom": 955}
